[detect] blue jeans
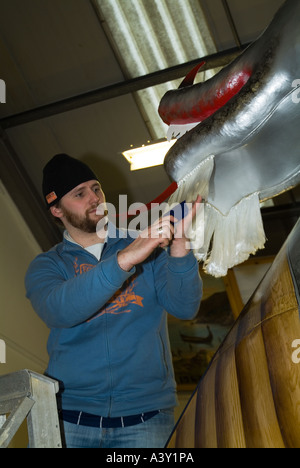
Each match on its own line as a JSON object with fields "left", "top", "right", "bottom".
{"left": 61, "top": 409, "right": 175, "bottom": 448}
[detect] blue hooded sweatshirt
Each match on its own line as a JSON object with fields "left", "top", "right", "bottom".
{"left": 25, "top": 226, "right": 202, "bottom": 417}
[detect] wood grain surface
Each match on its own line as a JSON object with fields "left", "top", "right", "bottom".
{"left": 168, "top": 224, "right": 300, "bottom": 448}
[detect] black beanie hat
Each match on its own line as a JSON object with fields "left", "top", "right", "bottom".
{"left": 42, "top": 154, "right": 99, "bottom": 208}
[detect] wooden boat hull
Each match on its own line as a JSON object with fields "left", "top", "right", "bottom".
{"left": 168, "top": 219, "right": 300, "bottom": 448}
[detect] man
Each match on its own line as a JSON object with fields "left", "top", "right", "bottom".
{"left": 25, "top": 153, "right": 202, "bottom": 448}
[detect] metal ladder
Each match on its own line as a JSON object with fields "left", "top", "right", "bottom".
{"left": 0, "top": 369, "right": 62, "bottom": 448}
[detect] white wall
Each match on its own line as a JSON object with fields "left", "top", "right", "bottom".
{"left": 0, "top": 179, "right": 49, "bottom": 377}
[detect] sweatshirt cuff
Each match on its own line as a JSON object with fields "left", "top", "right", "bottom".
{"left": 100, "top": 251, "right": 136, "bottom": 289}
{"left": 167, "top": 250, "right": 198, "bottom": 273}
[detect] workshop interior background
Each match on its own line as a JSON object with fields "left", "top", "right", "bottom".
{"left": 0, "top": 0, "right": 299, "bottom": 448}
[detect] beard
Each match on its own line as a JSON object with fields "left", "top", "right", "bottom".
{"left": 62, "top": 206, "right": 101, "bottom": 234}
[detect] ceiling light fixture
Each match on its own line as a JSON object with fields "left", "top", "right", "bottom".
{"left": 122, "top": 139, "right": 177, "bottom": 171}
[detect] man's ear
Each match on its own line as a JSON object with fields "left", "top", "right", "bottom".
{"left": 50, "top": 204, "right": 63, "bottom": 220}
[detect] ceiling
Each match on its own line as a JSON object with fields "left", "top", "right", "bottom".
{"left": 0, "top": 0, "right": 297, "bottom": 251}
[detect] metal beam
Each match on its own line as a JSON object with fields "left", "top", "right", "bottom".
{"left": 221, "top": 0, "right": 242, "bottom": 48}
{"left": 0, "top": 45, "right": 249, "bottom": 129}
{"left": 262, "top": 203, "right": 300, "bottom": 220}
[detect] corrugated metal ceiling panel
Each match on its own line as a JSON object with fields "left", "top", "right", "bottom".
{"left": 93, "top": 0, "right": 217, "bottom": 139}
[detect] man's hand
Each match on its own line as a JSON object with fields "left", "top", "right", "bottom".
{"left": 117, "top": 195, "right": 202, "bottom": 271}
{"left": 117, "top": 216, "right": 175, "bottom": 271}
{"left": 170, "top": 195, "right": 202, "bottom": 258}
